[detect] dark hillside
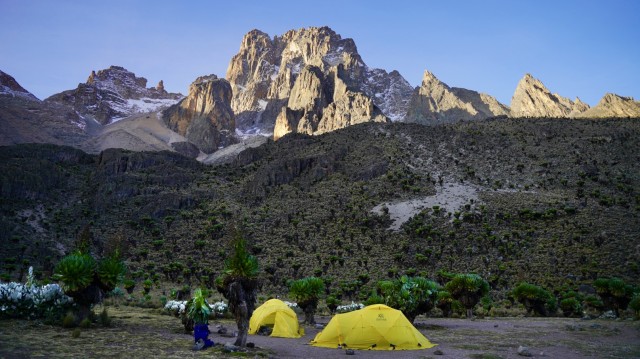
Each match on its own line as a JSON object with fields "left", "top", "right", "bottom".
{"left": 1, "top": 118, "right": 638, "bottom": 301}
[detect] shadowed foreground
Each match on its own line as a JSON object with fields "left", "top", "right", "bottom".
{"left": 0, "top": 306, "right": 639, "bottom": 358}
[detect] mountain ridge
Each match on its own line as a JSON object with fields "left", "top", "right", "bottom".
{"left": 1, "top": 25, "right": 639, "bottom": 157}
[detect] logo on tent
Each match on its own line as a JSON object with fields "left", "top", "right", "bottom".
{"left": 376, "top": 314, "right": 386, "bottom": 321}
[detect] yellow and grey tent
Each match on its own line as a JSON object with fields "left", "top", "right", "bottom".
{"left": 249, "top": 299, "right": 302, "bottom": 338}
{"left": 311, "top": 304, "right": 436, "bottom": 350}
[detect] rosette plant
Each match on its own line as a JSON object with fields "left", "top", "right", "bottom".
{"left": 97, "top": 252, "right": 127, "bottom": 291}
{"left": 289, "top": 276, "right": 325, "bottom": 325}
{"left": 216, "top": 233, "right": 259, "bottom": 347}
{"left": 512, "top": 282, "right": 556, "bottom": 316}
{"left": 374, "top": 275, "right": 440, "bottom": 323}
{"left": 54, "top": 250, "right": 126, "bottom": 321}
{"left": 54, "top": 252, "right": 96, "bottom": 294}
{"left": 445, "top": 273, "right": 489, "bottom": 318}
{"left": 593, "top": 277, "right": 634, "bottom": 317}
{"left": 436, "top": 290, "right": 454, "bottom": 317}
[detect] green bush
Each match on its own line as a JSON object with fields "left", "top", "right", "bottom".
{"left": 289, "top": 277, "right": 325, "bottom": 325}
{"left": 123, "top": 279, "right": 136, "bottom": 294}
{"left": 445, "top": 273, "right": 489, "bottom": 318}
{"left": 54, "top": 252, "right": 95, "bottom": 293}
{"left": 593, "top": 278, "right": 634, "bottom": 316}
{"left": 583, "top": 294, "right": 604, "bottom": 312}
{"left": 512, "top": 282, "right": 555, "bottom": 316}
{"left": 560, "top": 297, "right": 582, "bottom": 317}
{"left": 223, "top": 237, "right": 259, "bottom": 279}
{"left": 436, "top": 290, "right": 453, "bottom": 317}
{"left": 143, "top": 279, "right": 153, "bottom": 294}
{"left": 375, "top": 275, "right": 440, "bottom": 323}
{"left": 54, "top": 249, "right": 126, "bottom": 321}
{"left": 62, "top": 312, "right": 76, "bottom": 328}
{"left": 325, "top": 295, "right": 340, "bottom": 314}
{"left": 97, "top": 254, "right": 126, "bottom": 292}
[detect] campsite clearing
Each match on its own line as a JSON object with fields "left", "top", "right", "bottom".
{"left": 0, "top": 306, "right": 638, "bottom": 358}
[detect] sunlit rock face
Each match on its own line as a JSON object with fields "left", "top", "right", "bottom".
{"left": 405, "top": 70, "right": 510, "bottom": 125}
{"left": 226, "top": 26, "right": 410, "bottom": 138}
{"left": 575, "top": 93, "right": 640, "bottom": 118}
{"left": 163, "top": 75, "right": 237, "bottom": 154}
{"left": 510, "top": 73, "right": 588, "bottom": 118}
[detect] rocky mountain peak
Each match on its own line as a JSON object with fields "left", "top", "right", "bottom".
{"left": 83, "top": 66, "right": 148, "bottom": 96}
{"left": 163, "top": 75, "right": 236, "bottom": 154}
{"left": 0, "top": 70, "right": 39, "bottom": 101}
{"left": 405, "top": 70, "right": 509, "bottom": 124}
{"left": 576, "top": 93, "right": 640, "bottom": 118}
{"left": 273, "top": 63, "right": 388, "bottom": 140}
{"left": 602, "top": 93, "right": 632, "bottom": 104}
{"left": 510, "top": 73, "right": 588, "bottom": 118}
{"left": 46, "top": 66, "right": 182, "bottom": 125}
{"left": 226, "top": 26, "right": 413, "bottom": 136}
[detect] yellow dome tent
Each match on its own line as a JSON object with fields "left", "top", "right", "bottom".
{"left": 311, "top": 304, "right": 436, "bottom": 350}
{"left": 249, "top": 299, "right": 302, "bottom": 338}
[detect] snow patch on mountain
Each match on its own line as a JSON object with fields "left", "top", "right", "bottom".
{"left": 0, "top": 84, "right": 39, "bottom": 101}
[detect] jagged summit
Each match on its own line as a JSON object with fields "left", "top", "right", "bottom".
{"left": 510, "top": 73, "right": 589, "bottom": 118}
{"left": 226, "top": 26, "right": 413, "bottom": 136}
{"left": 46, "top": 66, "right": 183, "bottom": 125}
{"left": 405, "top": 70, "right": 509, "bottom": 124}
{"left": 576, "top": 93, "right": 640, "bottom": 118}
{"left": 0, "top": 70, "right": 39, "bottom": 101}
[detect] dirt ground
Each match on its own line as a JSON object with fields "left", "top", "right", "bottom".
{"left": 0, "top": 306, "right": 638, "bottom": 359}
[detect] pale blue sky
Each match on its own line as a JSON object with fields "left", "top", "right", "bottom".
{"left": 1, "top": 0, "right": 638, "bottom": 106}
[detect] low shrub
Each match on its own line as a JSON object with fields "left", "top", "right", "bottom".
{"left": 512, "top": 282, "right": 556, "bottom": 316}
{"left": 593, "top": 278, "right": 634, "bottom": 316}
{"left": 560, "top": 297, "right": 582, "bottom": 317}
{"left": 62, "top": 312, "right": 76, "bottom": 328}
{"left": 0, "top": 280, "right": 74, "bottom": 320}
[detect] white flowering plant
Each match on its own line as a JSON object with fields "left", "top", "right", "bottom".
{"left": 336, "top": 301, "right": 364, "bottom": 313}
{"left": 0, "top": 267, "right": 74, "bottom": 320}
{"left": 164, "top": 299, "right": 229, "bottom": 319}
{"left": 210, "top": 300, "right": 228, "bottom": 316}
{"left": 284, "top": 301, "right": 298, "bottom": 308}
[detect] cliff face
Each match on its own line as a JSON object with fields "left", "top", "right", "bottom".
{"left": 510, "top": 74, "right": 588, "bottom": 118}
{"left": 405, "top": 70, "right": 510, "bottom": 124}
{"left": 46, "top": 66, "right": 182, "bottom": 125}
{"left": 163, "top": 75, "right": 237, "bottom": 153}
{"left": 226, "top": 26, "right": 410, "bottom": 137}
{"left": 272, "top": 64, "right": 387, "bottom": 140}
